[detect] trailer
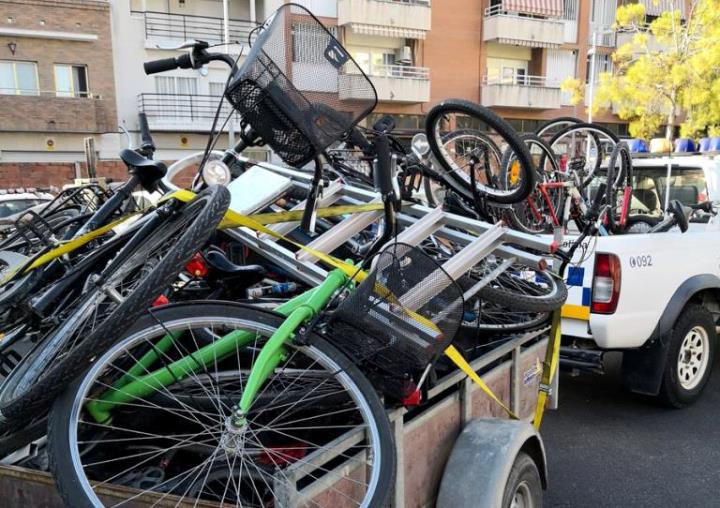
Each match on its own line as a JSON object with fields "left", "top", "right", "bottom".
{"left": 0, "top": 323, "right": 556, "bottom": 507}
{"left": 0, "top": 157, "right": 563, "bottom": 507}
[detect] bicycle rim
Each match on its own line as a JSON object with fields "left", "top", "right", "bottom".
{"left": 55, "top": 308, "right": 389, "bottom": 508}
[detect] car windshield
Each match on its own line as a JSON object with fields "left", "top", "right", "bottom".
{"left": 0, "top": 199, "right": 46, "bottom": 218}
{"left": 627, "top": 166, "right": 708, "bottom": 218}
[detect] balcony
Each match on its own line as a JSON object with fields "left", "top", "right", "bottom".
{"left": 588, "top": 24, "right": 617, "bottom": 47}
{"left": 483, "top": 6, "right": 564, "bottom": 48}
{"left": 0, "top": 91, "right": 115, "bottom": 133}
{"left": 137, "top": 94, "right": 240, "bottom": 131}
{"left": 616, "top": 26, "right": 665, "bottom": 52}
{"left": 137, "top": 11, "right": 257, "bottom": 47}
{"left": 481, "top": 76, "right": 561, "bottom": 110}
{"left": 340, "top": 65, "right": 430, "bottom": 103}
{"left": 337, "top": 0, "right": 431, "bottom": 39}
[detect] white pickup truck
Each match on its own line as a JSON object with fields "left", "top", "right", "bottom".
{"left": 560, "top": 153, "right": 720, "bottom": 407}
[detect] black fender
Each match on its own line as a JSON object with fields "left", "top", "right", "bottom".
{"left": 622, "top": 274, "right": 720, "bottom": 395}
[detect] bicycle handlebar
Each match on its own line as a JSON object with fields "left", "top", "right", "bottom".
{"left": 137, "top": 113, "right": 155, "bottom": 154}
{"left": 144, "top": 54, "right": 193, "bottom": 75}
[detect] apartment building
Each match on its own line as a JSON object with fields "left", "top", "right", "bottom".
{"left": 0, "top": 0, "right": 117, "bottom": 163}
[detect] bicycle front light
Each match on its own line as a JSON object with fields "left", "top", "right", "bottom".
{"left": 202, "top": 160, "right": 231, "bottom": 187}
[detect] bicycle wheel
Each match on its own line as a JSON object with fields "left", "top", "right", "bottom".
{"left": 501, "top": 133, "right": 564, "bottom": 234}
{"left": 48, "top": 302, "right": 395, "bottom": 508}
{"left": 424, "top": 129, "right": 503, "bottom": 207}
{"left": 604, "top": 141, "right": 633, "bottom": 234}
{"left": 475, "top": 256, "right": 568, "bottom": 312}
{"left": 0, "top": 186, "right": 230, "bottom": 430}
{"left": 548, "top": 123, "right": 619, "bottom": 189}
{"left": 535, "top": 116, "right": 582, "bottom": 138}
{"left": 425, "top": 99, "right": 535, "bottom": 204}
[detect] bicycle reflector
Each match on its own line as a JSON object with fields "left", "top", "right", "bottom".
{"left": 591, "top": 253, "right": 621, "bottom": 314}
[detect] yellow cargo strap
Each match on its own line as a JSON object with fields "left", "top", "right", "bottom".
{"left": 0, "top": 213, "right": 140, "bottom": 286}
{"left": 445, "top": 344, "right": 518, "bottom": 419}
{"left": 11, "top": 188, "right": 518, "bottom": 418}
{"left": 533, "top": 309, "right": 562, "bottom": 429}
{"left": 240, "top": 203, "right": 385, "bottom": 225}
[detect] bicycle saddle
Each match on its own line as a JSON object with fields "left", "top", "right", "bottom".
{"left": 204, "top": 249, "right": 267, "bottom": 281}
{"left": 120, "top": 149, "right": 168, "bottom": 191}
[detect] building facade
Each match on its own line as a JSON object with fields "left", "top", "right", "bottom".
{"left": 0, "top": 0, "right": 689, "bottom": 170}
{"left": 0, "top": 0, "right": 118, "bottom": 163}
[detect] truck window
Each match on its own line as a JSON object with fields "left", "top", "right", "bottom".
{"left": 629, "top": 167, "right": 708, "bottom": 220}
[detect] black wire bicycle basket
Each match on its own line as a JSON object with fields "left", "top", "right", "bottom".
{"left": 331, "top": 243, "right": 464, "bottom": 397}
{"left": 225, "top": 3, "right": 377, "bottom": 167}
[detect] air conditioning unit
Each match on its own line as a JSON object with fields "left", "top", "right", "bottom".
{"left": 395, "top": 46, "right": 412, "bottom": 64}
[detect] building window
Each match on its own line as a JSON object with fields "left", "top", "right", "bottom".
{"left": 54, "top": 64, "right": 89, "bottom": 97}
{"left": 586, "top": 53, "right": 612, "bottom": 83}
{"left": 350, "top": 49, "right": 396, "bottom": 76}
{"left": 292, "top": 23, "right": 338, "bottom": 64}
{"left": 0, "top": 60, "right": 39, "bottom": 95}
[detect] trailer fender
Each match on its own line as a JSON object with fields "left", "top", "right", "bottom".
{"left": 436, "top": 419, "right": 546, "bottom": 508}
{"left": 622, "top": 274, "right": 720, "bottom": 396}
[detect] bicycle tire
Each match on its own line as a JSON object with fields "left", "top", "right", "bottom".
{"left": 477, "top": 262, "right": 568, "bottom": 313}
{"left": 424, "top": 129, "right": 503, "bottom": 208}
{"left": 500, "top": 133, "right": 564, "bottom": 234}
{"left": 0, "top": 186, "right": 230, "bottom": 429}
{"left": 48, "top": 302, "right": 396, "bottom": 508}
{"left": 605, "top": 141, "right": 633, "bottom": 234}
{"left": 548, "top": 122, "right": 619, "bottom": 189}
{"left": 535, "top": 116, "right": 583, "bottom": 138}
{"left": 425, "top": 99, "right": 535, "bottom": 204}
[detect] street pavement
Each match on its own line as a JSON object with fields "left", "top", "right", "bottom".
{"left": 542, "top": 352, "right": 720, "bottom": 507}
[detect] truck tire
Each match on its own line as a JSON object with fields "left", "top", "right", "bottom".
{"left": 659, "top": 304, "right": 716, "bottom": 408}
{"left": 502, "top": 451, "right": 543, "bottom": 508}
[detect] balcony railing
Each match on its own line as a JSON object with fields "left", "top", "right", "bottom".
{"left": 367, "top": 64, "right": 430, "bottom": 80}
{"left": 0, "top": 89, "right": 101, "bottom": 98}
{"left": 138, "top": 93, "right": 238, "bottom": 129}
{"left": 481, "top": 75, "right": 561, "bottom": 109}
{"left": 483, "top": 75, "right": 560, "bottom": 88}
{"left": 483, "top": 5, "right": 564, "bottom": 47}
{"left": 138, "top": 11, "right": 257, "bottom": 45}
{"left": 484, "top": 4, "right": 557, "bottom": 19}
{"left": 337, "top": 0, "right": 431, "bottom": 37}
{"left": 588, "top": 25, "right": 617, "bottom": 47}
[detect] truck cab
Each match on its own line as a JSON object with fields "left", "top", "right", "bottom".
{"left": 561, "top": 153, "right": 720, "bottom": 407}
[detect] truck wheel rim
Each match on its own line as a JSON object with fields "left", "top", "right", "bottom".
{"left": 511, "top": 481, "right": 534, "bottom": 508}
{"left": 677, "top": 326, "right": 710, "bottom": 390}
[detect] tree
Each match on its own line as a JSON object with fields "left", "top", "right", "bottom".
{"left": 562, "top": 0, "right": 720, "bottom": 140}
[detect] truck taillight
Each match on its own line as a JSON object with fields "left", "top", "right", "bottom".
{"left": 591, "top": 253, "right": 621, "bottom": 314}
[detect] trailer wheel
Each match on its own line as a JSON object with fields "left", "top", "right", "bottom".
{"left": 502, "top": 451, "right": 542, "bottom": 508}
{"left": 659, "top": 303, "right": 716, "bottom": 408}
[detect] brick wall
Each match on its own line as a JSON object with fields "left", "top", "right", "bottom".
{"left": 0, "top": 0, "right": 117, "bottom": 133}
{"left": 0, "top": 160, "right": 127, "bottom": 188}
{"left": 0, "top": 160, "right": 200, "bottom": 189}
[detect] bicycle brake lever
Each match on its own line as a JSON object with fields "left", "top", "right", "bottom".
{"left": 153, "top": 39, "right": 203, "bottom": 51}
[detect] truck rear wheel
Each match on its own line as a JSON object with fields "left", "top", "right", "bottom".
{"left": 659, "top": 304, "right": 716, "bottom": 408}
{"left": 502, "top": 451, "right": 543, "bottom": 508}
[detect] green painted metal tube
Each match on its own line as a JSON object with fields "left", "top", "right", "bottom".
{"left": 86, "top": 270, "right": 348, "bottom": 423}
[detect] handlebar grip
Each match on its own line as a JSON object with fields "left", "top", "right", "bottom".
{"left": 372, "top": 116, "right": 396, "bottom": 134}
{"left": 143, "top": 54, "right": 193, "bottom": 75}
{"left": 347, "top": 128, "right": 372, "bottom": 153}
{"left": 138, "top": 113, "right": 155, "bottom": 151}
{"left": 373, "top": 134, "right": 394, "bottom": 195}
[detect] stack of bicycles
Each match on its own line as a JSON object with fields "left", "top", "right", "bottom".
{"left": 0, "top": 5, "right": 601, "bottom": 507}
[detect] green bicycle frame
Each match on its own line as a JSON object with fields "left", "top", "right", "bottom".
{"left": 85, "top": 268, "right": 350, "bottom": 423}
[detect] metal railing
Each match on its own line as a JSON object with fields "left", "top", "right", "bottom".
{"left": 378, "top": 0, "right": 431, "bottom": 5}
{"left": 137, "top": 11, "right": 258, "bottom": 45}
{"left": 367, "top": 64, "right": 430, "bottom": 79}
{"left": 482, "top": 75, "right": 560, "bottom": 88}
{"left": 137, "top": 93, "right": 237, "bottom": 125}
{"left": 0, "top": 89, "right": 100, "bottom": 98}
{"left": 484, "top": 4, "right": 560, "bottom": 18}
{"left": 588, "top": 25, "right": 617, "bottom": 47}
